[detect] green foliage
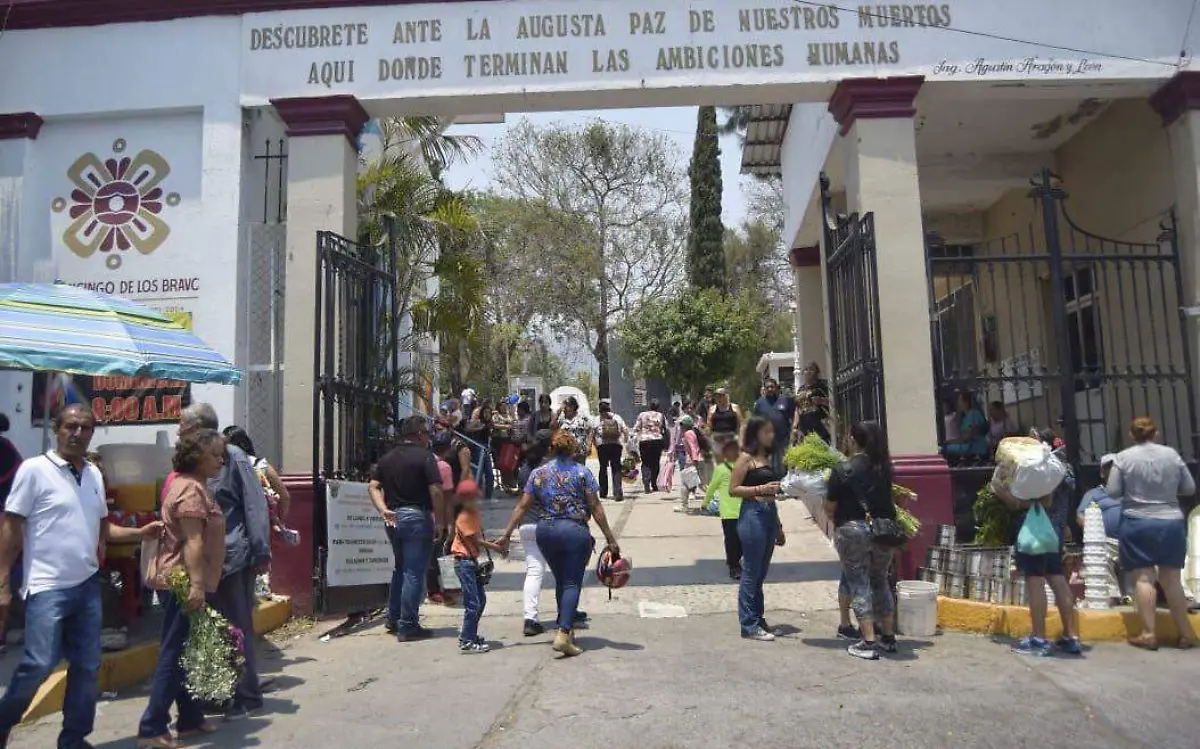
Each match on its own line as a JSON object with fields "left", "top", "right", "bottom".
{"left": 356, "top": 117, "right": 486, "bottom": 398}
{"left": 566, "top": 370, "right": 600, "bottom": 406}
{"left": 617, "top": 288, "right": 759, "bottom": 399}
{"left": 974, "top": 484, "right": 1017, "bottom": 546}
{"left": 686, "top": 106, "right": 726, "bottom": 291}
{"left": 785, "top": 433, "right": 845, "bottom": 471}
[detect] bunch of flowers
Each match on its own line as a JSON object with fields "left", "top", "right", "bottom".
{"left": 166, "top": 567, "right": 246, "bottom": 702}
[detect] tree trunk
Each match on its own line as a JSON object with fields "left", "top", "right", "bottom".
{"left": 595, "top": 330, "right": 611, "bottom": 400}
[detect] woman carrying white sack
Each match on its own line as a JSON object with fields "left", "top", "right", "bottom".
{"left": 991, "top": 429, "right": 1082, "bottom": 657}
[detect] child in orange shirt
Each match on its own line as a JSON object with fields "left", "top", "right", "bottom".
{"left": 452, "top": 480, "right": 504, "bottom": 654}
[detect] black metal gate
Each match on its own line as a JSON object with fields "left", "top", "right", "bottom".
{"left": 929, "top": 169, "right": 1197, "bottom": 533}
{"left": 313, "top": 225, "right": 402, "bottom": 615}
{"left": 820, "top": 173, "right": 887, "bottom": 436}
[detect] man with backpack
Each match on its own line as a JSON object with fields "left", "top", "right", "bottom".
{"left": 593, "top": 400, "right": 628, "bottom": 501}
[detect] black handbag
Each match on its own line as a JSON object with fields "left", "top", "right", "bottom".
{"left": 853, "top": 473, "right": 907, "bottom": 548}
{"left": 477, "top": 547, "right": 494, "bottom": 586}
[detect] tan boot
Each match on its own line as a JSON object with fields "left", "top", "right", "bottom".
{"left": 552, "top": 629, "right": 583, "bottom": 657}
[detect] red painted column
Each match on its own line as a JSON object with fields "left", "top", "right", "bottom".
{"left": 892, "top": 455, "right": 954, "bottom": 580}
{"left": 274, "top": 473, "right": 316, "bottom": 616}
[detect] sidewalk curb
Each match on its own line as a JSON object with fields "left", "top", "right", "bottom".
{"left": 20, "top": 597, "right": 291, "bottom": 725}
{"left": 937, "top": 596, "right": 1200, "bottom": 641}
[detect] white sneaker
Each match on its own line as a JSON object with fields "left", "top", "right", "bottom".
{"left": 847, "top": 640, "right": 880, "bottom": 660}
{"left": 741, "top": 627, "right": 775, "bottom": 642}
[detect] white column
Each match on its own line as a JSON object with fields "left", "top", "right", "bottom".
{"left": 1153, "top": 74, "right": 1200, "bottom": 412}
{"left": 831, "top": 77, "right": 938, "bottom": 455}
{"left": 789, "top": 247, "right": 827, "bottom": 372}
{"left": 271, "top": 97, "right": 365, "bottom": 473}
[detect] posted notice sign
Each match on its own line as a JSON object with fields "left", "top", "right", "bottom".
{"left": 325, "top": 480, "right": 393, "bottom": 587}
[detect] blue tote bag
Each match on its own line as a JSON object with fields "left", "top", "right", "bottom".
{"left": 1016, "top": 503, "right": 1059, "bottom": 555}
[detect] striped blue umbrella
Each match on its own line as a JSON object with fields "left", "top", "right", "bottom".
{"left": 0, "top": 283, "right": 241, "bottom": 384}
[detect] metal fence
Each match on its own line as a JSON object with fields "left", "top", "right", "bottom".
{"left": 820, "top": 173, "right": 886, "bottom": 436}
{"left": 313, "top": 227, "right": 401, "bottom": 615}
{"left": 928, "top": 169, "right": 1197, "bottom": 537}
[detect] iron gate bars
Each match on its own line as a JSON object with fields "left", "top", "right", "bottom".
{"left": 820, "top": 172, "right": 887, "bottom": 439}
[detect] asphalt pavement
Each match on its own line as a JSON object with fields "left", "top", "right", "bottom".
{"left": 9, "top": 486, "right": 1199, "bottom": 749}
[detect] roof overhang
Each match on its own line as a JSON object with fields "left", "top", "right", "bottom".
{"left": 739, "top": 104, "right": 793, "bottom": 177}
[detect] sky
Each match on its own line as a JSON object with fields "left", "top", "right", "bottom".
{"left": 440, "top": 106, "right": 755, "bottom": 374}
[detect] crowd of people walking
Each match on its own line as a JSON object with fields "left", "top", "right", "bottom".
{"left": 0, "top": 374, "right": 1196, "bottom": 746}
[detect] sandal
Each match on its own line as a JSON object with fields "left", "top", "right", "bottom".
{"left": 136, "top": 735, "right": 179, "bottom": 749}
{"left": 177, "top": 720, "right": 219, "bottom": 739}
{"left": 1127, "top": 635, "right": 1159, "bottom": 651}
{"left": 1175, "top": 637, "right": 1197, "bottom": 650}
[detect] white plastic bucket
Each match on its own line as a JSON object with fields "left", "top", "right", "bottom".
{"left": 896, "top": 580, "right": 939, "bottom": 637}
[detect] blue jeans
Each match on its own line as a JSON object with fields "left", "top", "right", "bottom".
{"left": 536, "top": 519, "right": 592, "bottom": 632}
{"left": 737, "top": 501, "right": 779, "bottom": 634}
{"left": 455, "top": 559, "right": 486, "bottom": 643}
{"left": 0, "top": 574, "right": 101, "bottom": 748}
{"left": 388, "top": 508, "right": 434, "bottom": 633}
{"left": 138, "top": 595, "right": 206, "bottom": 737}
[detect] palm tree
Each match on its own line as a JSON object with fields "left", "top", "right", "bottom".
{"left": 369, "top": 116, "right": 484, "bottom": 178}
{"left": 357, "top": 120, "right": 487, "bottom": 402}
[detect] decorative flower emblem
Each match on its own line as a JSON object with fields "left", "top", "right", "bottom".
{"left": 52, "top": 139, "right": 179, "bottom": 270}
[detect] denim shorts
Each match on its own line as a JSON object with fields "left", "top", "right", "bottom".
{"left": 1120, "top": 514, "right": 1187, "bottom": 569}
{"left": 1014, "top": 550, "right": 1064, "bottom": 578}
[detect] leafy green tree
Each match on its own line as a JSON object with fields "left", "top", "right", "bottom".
{"left": 492, "top": 119, "right": 688, "bottom": 398}
{"left": 686, "top": 106, "right": 726, "bottom": 292}
{"left": 617, "top": 289, "right": 760, "bottom": 400}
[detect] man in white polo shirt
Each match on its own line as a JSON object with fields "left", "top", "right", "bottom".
{"left": 0, "top": 404, "right": 160, "bottom": 749}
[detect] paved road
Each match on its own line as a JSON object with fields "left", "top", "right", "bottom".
{"left": 10, "top": 489, "right": 1200, "bottom": 749}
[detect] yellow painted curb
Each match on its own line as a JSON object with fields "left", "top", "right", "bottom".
{"left": 20, "top": 597, "right": 291, "bottom": 725}
{"left": 936, "top": 596, "right": 1200, "bottom": 642}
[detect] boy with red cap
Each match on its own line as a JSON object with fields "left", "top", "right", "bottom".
{"left": 451, "top": 479, "right": 505, "bottom": 653}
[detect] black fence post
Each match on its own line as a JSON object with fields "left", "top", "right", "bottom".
{"left": 1035, "top": 169, "right": 1081, "bottom": 469}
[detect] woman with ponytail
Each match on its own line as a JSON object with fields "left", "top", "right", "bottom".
{"left": 824, "top": 421, "right": 898, "bottom": 660}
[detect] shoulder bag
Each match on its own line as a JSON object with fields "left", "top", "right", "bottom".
{"left": 854, "top": 471, "right": 907, "bottom": 548}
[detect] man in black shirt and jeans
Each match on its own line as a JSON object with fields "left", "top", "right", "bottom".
{"left": 369, "top": 416, "right": 447, "bottom": 641}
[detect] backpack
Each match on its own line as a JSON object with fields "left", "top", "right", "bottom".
{"left": 600, "top": 414, "right": 622, "bottom": 441}
{"left": 693, "top": 427, "right": 711, "bottom": 456}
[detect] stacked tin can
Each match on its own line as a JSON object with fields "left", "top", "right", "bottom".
{"left": 1081, "top": 502, "right": 1112, "bottom": 609}
{"left": 915, "top": 524, "right": 1025, "bottom": 605}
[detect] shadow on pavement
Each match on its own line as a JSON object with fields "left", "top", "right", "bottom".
{"left": 476, "top": 559, "right": 841, "bottom": 592}
{"left": 571, "top": 634, "right": 645, "bottom": 652}
{"left": 799, "top": 636, "right": 935, "bottom": 661}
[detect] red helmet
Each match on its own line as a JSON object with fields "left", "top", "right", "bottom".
{"left": 595, "top": 547, "right": 631, "bottom": 590}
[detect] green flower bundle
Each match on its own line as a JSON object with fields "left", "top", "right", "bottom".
{"left": 166, "top": 567, "right": 246, "bottom": 703}
{"left": 784, "top": 433, "right": 846, "bottom": 472}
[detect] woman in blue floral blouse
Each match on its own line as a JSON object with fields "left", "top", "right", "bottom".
{"left": 499, "top": 431, "right": 619, "bottom": 657}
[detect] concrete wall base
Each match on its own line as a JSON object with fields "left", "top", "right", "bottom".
{"left": 937, "top": 596, "right": 1200, "bottom": 643}
{"left": 21, "top": 598, "right": 291, "bottom": 725}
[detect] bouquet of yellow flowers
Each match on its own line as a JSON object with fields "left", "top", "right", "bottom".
{"left": 166, "top": 567, "right": 246, "bottom": 703}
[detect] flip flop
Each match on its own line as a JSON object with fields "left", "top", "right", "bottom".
{"left": 1127, "top": 635, "right": 1159, "bottom": 651}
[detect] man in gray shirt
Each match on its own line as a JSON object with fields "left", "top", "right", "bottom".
{"left": 178, "top": 404, "right": 271, "bottom": 721}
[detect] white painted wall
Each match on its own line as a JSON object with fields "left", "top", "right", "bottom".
{"left": 780, "top": 103, "right": 838, "bottom": 250}
{"left": 0, "top": 17, "right": 244, "bottom": 451}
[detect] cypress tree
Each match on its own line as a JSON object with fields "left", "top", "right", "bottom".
{"left": 686, "top": 106, "right": 727, "bottom": 292}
